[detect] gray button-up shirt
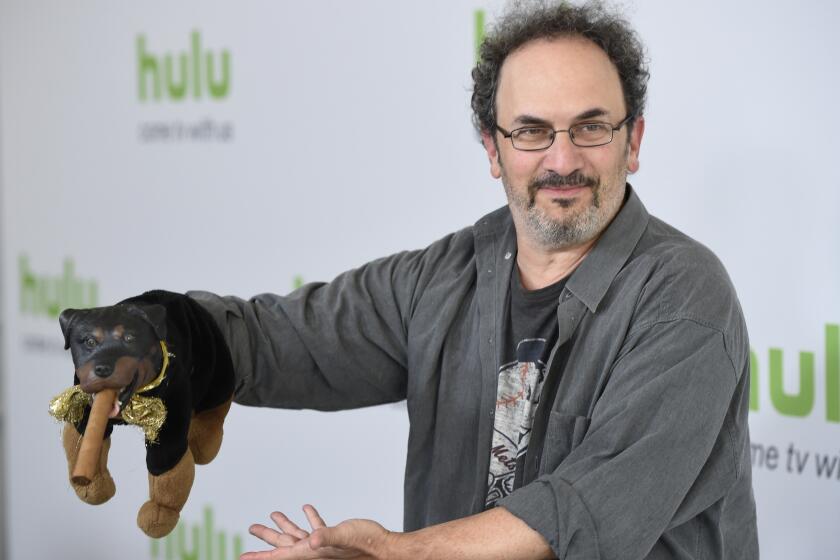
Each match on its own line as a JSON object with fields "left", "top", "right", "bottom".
{"left": 189, "top": 186, "right": 758, "bottom": 559}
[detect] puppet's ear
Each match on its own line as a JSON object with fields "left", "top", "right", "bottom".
{"left": 125, "top": 304, "right": 167, "bottom": 341}
{"left": 59, "top": 309, "right": 81, "bottom": 350}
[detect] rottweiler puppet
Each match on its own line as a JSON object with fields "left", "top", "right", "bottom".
{"left": 49, "top": 291, "right": 235, "bottom": 537}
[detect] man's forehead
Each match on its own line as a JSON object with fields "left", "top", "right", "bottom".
{"left": 495, "top": 36, "right": 626, "bottom": 123}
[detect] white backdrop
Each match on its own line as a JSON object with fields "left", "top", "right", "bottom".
{"left": 1, "top": 1, "right": 838, "bottom": 559}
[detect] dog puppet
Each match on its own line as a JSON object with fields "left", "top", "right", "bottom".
{"left": 50, "top": 291, "right": 235, "bottom": 537}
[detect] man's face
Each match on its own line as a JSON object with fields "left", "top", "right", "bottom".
{"left": 482, "top": 37, "right": 645, "bottom": 250}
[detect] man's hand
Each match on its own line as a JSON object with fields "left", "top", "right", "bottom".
{"left": 242, "top": 504, "right": 553, "bottom": 560}
{"left": 240, "top": 505, "right": 554, "bottom": 560}
{"left": 241, "top": 504, "right": 394, "bottom": 560}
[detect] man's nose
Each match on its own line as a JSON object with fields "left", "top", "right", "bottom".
{"left": 541, "top": 132, "right": 585, "bottom": 176}
{"left": 93, "top": 364, "right": 113, "bottom": 378}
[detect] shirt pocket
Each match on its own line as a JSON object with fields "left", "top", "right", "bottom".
{"left": 540, "top": 411, "right": 591, "bottom": 474}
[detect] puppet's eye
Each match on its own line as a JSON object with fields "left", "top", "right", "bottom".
{"left": 124, "top": 333, "right": 135, "bottom": 343}
{"left": 84, "top": 337, "right": 97, "bottom": 349}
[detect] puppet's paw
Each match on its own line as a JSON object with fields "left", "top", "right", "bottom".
{"left": 62, "top": 424, "right": 116, "bottom": 504}
{"left": 71, "top": 471, "right": 116, "bottom": 505}
{"left": 137, "top": 501, "right": 179, "bottom": 538}
{"left": 140, "top": 449, "right": 195, "bottom": 537}
{"left": 188, "top": 398, "right": 232, "bottom": 465}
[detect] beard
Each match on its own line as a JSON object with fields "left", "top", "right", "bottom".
{"left": 502, "top": 165, "right": 626, "bottom": 250}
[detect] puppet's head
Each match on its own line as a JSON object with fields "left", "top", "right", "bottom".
{"left": 59, "top": 304, "right": 166, "bottom": 415}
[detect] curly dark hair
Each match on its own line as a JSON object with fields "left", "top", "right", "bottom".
{"left": 471, "top": 0, "right": 649, "bottom": 137}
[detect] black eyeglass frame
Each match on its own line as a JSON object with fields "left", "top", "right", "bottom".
{"left": 495, "top": 112, "right": 637, "bottom": 150}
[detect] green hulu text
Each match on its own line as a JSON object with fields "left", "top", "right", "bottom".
{"left": 151, "top": 506, "right": 243, "bottom": 560}
{"left": 750, "top": 324, "right": 840, "bottom": 421}
{"left": 19, "top": 255, "right": 98, "bottom": 318}
{"left": 474, "top": 9, "right": 485, "bottom": 63}
{"left": 138, "top": 31, "right": 231, "bottom": 102}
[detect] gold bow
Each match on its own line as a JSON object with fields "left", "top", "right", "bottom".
{"left": 48, "top": 341, "right": 171, "bottom": 443}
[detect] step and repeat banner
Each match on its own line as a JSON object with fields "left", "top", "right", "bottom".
{"left": 1, "top": 1, "right": 838, "bottom": 559}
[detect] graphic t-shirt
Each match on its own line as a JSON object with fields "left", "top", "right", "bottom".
{"left": 485, "top": 268, "right": 567, "bottom": 508}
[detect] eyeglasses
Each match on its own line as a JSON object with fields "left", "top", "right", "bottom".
{"left": 495, "top": 112, "right": 636, "bottom": 150}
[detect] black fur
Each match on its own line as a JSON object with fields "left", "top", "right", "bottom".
{"left": 63, "top": 291, "right": 235, "bottom": 476}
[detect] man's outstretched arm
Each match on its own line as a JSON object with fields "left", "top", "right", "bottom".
{"left": 242, "top": 504, "right": 554, "bottom": 560}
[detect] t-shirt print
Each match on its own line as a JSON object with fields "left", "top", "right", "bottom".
{"left": 485, "top": 338, "right": 548, "bottom": 508}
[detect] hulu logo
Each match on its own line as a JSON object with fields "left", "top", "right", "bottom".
{"left": 750, "top": 324, "right": 840, "bottom": 422}
{"left": 19, "top": 255, "right": 98, "bottom": 318}
{"left": 474, "top": 9, "right": 486, "bottom": 63}
{"left": 150, "top": 506, "right": 243, "bottom": 560}
{"left": 138, "top": 31, "right": 231, "bottom": 102}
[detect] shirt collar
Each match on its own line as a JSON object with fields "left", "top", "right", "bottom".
{"left": 474, "top": 184, "right": 649, "bottom": 313}
{"left": 566, "top": 185, "right": 649, "bottom": 313}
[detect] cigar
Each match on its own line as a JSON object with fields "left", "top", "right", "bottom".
{"left": 71, "top": 388, "right": 118, "bottom": 486}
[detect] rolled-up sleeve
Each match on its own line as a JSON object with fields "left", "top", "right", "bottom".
{"left": 499, "top": 318, "right": 744, "bottom": 559}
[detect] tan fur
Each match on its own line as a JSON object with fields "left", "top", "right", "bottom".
{"left": 61, "top": 394, "right": 232, "bottom": 537}
{"left": 62, "top": 422, "right": 115, "bottom": 505}
{"left": 137, "top": 449, "right": 196, "bottom": 538}
{"left": 78, "top": 355, "right": 153, "bottom": 394}
{"left": 188, "top": 397, "right": 233, "bottom": 465}
{"left": 135, "top": 398, "right": 232, "bottom": 537}
{"left": 75, "top": 362, "right": 94, "bottom": 382}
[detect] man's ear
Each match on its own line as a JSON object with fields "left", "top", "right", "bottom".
{"left": 125, "top": 304, "right": 167, "bottom": 340}
{"left": 626, "top": 115, "right": 645, "bottom": 174}
{"left": 481, "top": 130, "right": 503, "bottom": 179}
{"left": 59, "top": 309, "right": 82, "bottom": 350}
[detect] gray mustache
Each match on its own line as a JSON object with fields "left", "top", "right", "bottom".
{"left": 530, "top": 172, "right": 597, "bottom": 190}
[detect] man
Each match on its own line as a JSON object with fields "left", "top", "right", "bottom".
{"left": 178, "top": 2, "right": 758, "bottom": 558}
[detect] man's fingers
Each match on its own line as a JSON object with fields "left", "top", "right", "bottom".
{"left": 303, "top": 504, "right": 327, "bottom": 530}
{"left": 271, "top": 511, "right": 310, "bottom": 539}
{"left": 240, "top": 551, "right": 284, "bottom": 560}
{"left": 308, "top": 525, "right": 356, "bottom": 552}
{"left": 308, "top": 527, "right": 334, "bottom": 550}
{"left": 242, "top": 539, "right": 327, "bottom": 560}
{"left": 249, "top": 523, "right": 299, "bottom": 548}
